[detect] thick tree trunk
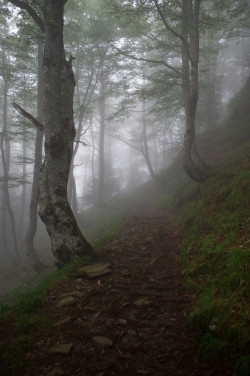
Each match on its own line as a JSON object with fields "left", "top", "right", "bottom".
{"left": 38, "top": 0, "right": 92, "bottom": 268}
{"left": 24, "top": 40, "right": 45, "bottom": 272}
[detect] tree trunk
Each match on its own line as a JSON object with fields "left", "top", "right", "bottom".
{"left": 38, "top": 0, "right": 93, "bottom": 268}
{"left": 141, "top": 100, "right": 158, "bottom": 181}
{"left": 19, "top": 133, "right": 27, "bottom": 241}
{"left": 0, "top": 66, "right": 21, "bottom": 264}
{"left": 181, "top": 0, "right": 207, "bottom": 181}
{"left": 24, "top": 40, "right": 45, "bottom": 272}
{"left": 97, "top": 75, "right": 106, "bottom": 206}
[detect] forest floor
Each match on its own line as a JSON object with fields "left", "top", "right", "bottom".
{"left": 9, "top": 210, "right": 231, "bottom": 376}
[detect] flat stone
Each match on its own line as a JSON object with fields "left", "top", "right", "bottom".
{"left": 56, "top": 296, "right": 77, "bottom": 308}
{"left": 59, "top": 291, "right": 84, "bottom": 299}
{"left": 78, "top": 263, "right": 111, "bottom": 278}
{"left": 134, "top": 297, "right": 150, "bottom": 306}
{"left": 48, "top": 344, "right": 73, "bottom": 355}
{"left": 53, "top": 317, "right": 71, "bottom": 327}
{"left": 117, "top": 319, "right": 127, "bottom": 325}
{"left": 92, "top": 336, "right": 113, "bottom": 348}
{"left": 48, "top": 366, "right": 65, "bottom": 376}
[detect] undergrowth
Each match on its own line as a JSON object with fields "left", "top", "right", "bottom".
{"left": 0, "top": 255, "right": 92, "bottom": 375}
{"left": 175, "top": 156, "right": 250, "bottom": 375}
{"left": 154, "top": 86, "right": 250, "bottom": 375}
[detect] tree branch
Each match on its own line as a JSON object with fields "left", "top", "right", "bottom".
{"left": 12, "top": 102, "right": 44, "bottom": 132}
{"left": 152, "top": 0, "right": 193, "bottom": 64}
{"left": 111, "top": 44, "right": 182, "bottom": 77}
{"left": 7, "top": 0, "right": 45, "bottom": 33}
{"left": 111, "top": 130, "right": 143, "bottom": 154}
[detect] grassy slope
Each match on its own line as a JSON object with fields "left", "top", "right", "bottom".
{"left": 175, "top": 155, "right": 250, "bottom": 375}
{"left": 156, "top": 81, "right": 250, "bottom": 375}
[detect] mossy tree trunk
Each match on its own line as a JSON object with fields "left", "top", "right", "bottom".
{"left": 38, "top": 0, "right": 92, "bottom": 268}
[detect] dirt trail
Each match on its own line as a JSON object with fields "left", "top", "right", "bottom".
{"left": 19, "top": 214, "right": 229, "bottom": 376}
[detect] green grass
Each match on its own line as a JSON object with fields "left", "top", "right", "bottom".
{"left": 173, "top": 154, "right": 250, "bottom": 374}
{"left": 149, "top": 84, "right": 250, "bottom": 374}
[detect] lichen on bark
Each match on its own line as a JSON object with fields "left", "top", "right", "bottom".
{"left": 37, "top": 0, "right": 93, "bottom": 268}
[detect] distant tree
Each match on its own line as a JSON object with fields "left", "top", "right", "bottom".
{"left": 107, "top": 0, "right": 250, "bottom": 181}
{"left": 24, "top": 38, "right": 45, "bottom": 272}
{"left": 0, "top": 14, "right": 23, "bottom": 266}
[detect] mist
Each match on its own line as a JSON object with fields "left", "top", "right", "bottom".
{"left": 0, "top": 0, "right": 249, "bottom": 294}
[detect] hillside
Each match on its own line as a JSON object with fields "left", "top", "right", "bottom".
{"left": 0, "top": 80, "right": 250, "bottom": 376}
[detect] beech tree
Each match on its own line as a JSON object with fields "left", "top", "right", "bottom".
{"left": 8, "top": 0, "right": 93, "bottom": 268}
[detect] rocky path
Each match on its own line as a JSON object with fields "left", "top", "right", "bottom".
{"left": 22, "top": 216, "right": 227, "bottom": 376}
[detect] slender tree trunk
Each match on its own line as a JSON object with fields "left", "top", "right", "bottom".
{"left": 141, "top": 100, "right": 158, "bottom": 181}
{"left": 90, "top": 120, "right": 97, "bottom": 205}
{"left": 97, "top": 76, "right": 106, "bottom": 206}
{"left": 24, "top": 40, "right": 45, "bottom": 272}
{"left": 19, "top": 134, "right": 27, "bottom": 242}
{"left": 1, "top": 70, "right": 20, "bottom": 264}
{"left": 182, "top": 0, "right": 207, "bottom": 181}
{"left": 38, "top": 1, "right": 92, "bottom": 268}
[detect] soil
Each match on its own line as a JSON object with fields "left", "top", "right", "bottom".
{"left": 2, "top": 213, "right": 231, "bottom": 376}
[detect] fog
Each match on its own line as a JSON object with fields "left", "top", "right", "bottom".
{"left": 0, "top": 0, "right": 249, "bottom": 293}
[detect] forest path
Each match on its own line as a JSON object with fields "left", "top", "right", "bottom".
{"left": 23, "top": 214, "right": 228, "bottom": 376}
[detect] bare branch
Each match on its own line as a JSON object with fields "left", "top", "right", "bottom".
{"left": 111, "top": 44, "right": 182, "bottom": 77}
{"left": 8, "top": 0, "right": 45, "bottom": 33}
{"left": 12, "top": 102, "right": 44, "bottom": 132}
{"left": 74, "top": 139, "right": 89, "bottom": 147}
{"left": 111, "top": 130, "right": 143, "bottom": 154}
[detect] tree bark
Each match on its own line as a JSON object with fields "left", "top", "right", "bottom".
{"left": 181, "top": 0, "right": 207, "bottom": 181}
{"left": 38, "top": 0, "right": 93, "bottom": 268}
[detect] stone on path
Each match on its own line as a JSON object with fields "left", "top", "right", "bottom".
{"left": 48, "top": 344, "right": 73, "bottom": 355}
{"left": 56, "top": 296, "right": 77, "bottom": 308}
{"left": 53, "top": 317, "right": 71, "bottom": 327}
{"left": 116, "top": 319, "right": 127, "bottom": 325}
{"left": 78, "top": 263, "right": 111, "bottom": 278}
{"left": 92, "top": 336, "right": 113, "bottom": 348}
{"left": 134, "top": 297, "right": 150, "bottom": 306}
{"left": 48, "top": 366, "right": 65, "bottom": 376}
{"left": 59, "top": 291, "right": 84, "bottom": 299}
